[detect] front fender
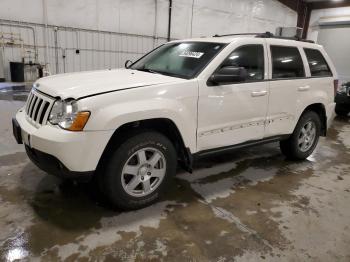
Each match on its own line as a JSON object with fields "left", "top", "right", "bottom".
{"left": 80, "top": 81, "right": 199, "bottom": 152}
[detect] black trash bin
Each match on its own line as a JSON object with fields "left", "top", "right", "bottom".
{"left": 10, "top": 62, "right": 25, "bottom": 82}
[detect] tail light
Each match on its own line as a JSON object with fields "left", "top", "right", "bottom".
{"left": 333, "top": 79, "right": 339, "bottom": 97}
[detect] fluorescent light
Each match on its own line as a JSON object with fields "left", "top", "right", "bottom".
{"left": 229, "top": 55, "right": 239, "bottom": 60}
{"left": 178, "top": 43, "right": 189, "bottom": 49}
{"left": 281, "top": 59, "right": 292, "bottom": 63}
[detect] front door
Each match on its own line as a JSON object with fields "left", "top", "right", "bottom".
{"left": 197, "top": 43, "right": 269, "bottom": 152}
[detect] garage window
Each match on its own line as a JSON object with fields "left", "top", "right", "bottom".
{"left": 220, "top": 45, "right": 264, "bottom": 81}
{"left": 271, "top": 46, "right": 305, "bottom": 79}
{"left": 304, "top": 48, "right": 332, "bottom": 77}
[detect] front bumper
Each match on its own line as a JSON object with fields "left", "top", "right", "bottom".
{"left": 14, "top": 108, "right": 114, "bottom": 177}
{"left": 25, "top": 145, "right": 93, "bottom": 181}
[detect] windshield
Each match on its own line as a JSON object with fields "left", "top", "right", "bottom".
{"left": 130, "top": 42, "right": 226, "bottom": 79}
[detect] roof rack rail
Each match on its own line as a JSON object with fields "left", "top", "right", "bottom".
{"left": 212, "top": 31, "right": 315, "bottom": 43}
{"left": 212, "top": 32, "right": 272, "bottom": 38}
{"left": 262, "top": 33, "right": 315, "bottom": 43}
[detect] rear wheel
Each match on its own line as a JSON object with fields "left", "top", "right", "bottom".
{"left": 101, "top": 131, "right": 177, "bottom": 210}
{"left": 280, "top": 111, "right": 321, "bottom": 160}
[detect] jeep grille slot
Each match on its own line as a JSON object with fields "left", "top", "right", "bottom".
{"left": 25, "top": 89, "right": 54, "bottom": 127}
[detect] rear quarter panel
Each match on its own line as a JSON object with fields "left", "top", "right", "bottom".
{"left": 296, "top": 45, "right": 336, "bottom": 125}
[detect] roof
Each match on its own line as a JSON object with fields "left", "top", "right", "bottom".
{"left": 170, "top": 32, "right": 319, "bottom": 46}
{"left": 171, "top": 35, "right": 255, "bottom": 43}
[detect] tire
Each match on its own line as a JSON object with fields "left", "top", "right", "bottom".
{"left": 335, "top": 106, "right": 349, "bottom": 117}
{"left": 100, "top": 131, "right": 177, "bottom": 210}
{"left": 280, "top": 111, "right": 321, "bottom": 160}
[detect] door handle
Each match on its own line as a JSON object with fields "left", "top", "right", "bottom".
{"left": 298, "top": 85, "right": 310, "bottom": 91}
{"left": 251, "top": 90, "right": 268, "bottom": 97}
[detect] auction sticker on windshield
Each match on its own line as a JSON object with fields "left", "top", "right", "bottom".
{"left": 179, "top": 50, "right": 204, "bottom": 58}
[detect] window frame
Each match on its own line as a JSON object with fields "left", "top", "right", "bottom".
{"left": 270, "top": 45, "right": 306, "bottom": 80}
{"left": 208, "top": 44, "right": 266, "bottom": 85}
{"left": 303, "top": 48, "right": 333, "bottom": 78}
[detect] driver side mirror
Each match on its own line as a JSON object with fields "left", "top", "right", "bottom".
{"left": 209, "top": 66, "right": 247, "bottom": 85}
{"left": 125, "top": 60, "right": 133, "bottom": 69}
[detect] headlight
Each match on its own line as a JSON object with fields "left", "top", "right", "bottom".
{"left": 337, "top": 84, "right": 347, "bottom": 94}
{"left": 49, "top": 99, "right": 90, "bottom": 131}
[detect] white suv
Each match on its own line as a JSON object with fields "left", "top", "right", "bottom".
{"left": 13, "top": 32, "right": 337, "bottom": 210}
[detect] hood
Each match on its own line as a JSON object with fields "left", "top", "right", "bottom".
{"left": 35, "top": 68, "right": 184, "bottom": 99}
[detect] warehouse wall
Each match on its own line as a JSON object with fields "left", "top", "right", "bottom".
{"left": 307, "top": 7, "right": 350, "bottom": 82}
{"left": 307, "top": 6, "right": 350, "bottom": 42}
{"left": 0, "top": 0, "right": 297, "bottom": 81}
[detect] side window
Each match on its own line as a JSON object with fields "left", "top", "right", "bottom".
{"left": 271, "top": 46, "right": 305, "bottom": 79}
{"left": 304, "top": 48, "right": 332, "bottom": 77}
{"left": 221, "top": 45, "right": 264, "bottom": 81}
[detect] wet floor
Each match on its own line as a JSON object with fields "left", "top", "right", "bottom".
{"left": 0, "top": 84, "right": 349, "bottom": 261}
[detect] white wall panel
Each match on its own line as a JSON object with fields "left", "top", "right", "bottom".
{"left": 0, "top": 0, "right": 43, "bottom": 24}
{"left": 317, "top": 27, "right": 350, "bottom": 82}
{"left": 171, "top": 0, "right": 296, "bottom": 38}
{"left": 308, "top": 7, "right": 350, "bottom": 42}
{"left": 0, "top": 0, "right": 296, "bottom": 81}
{"left": 306, "top": 7, "right": 350, "bottom": 82}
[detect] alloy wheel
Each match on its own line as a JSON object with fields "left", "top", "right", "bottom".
{"left": 121, "top": 147, "right": 166, "bottom": 197}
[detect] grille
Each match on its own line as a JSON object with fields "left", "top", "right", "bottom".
{"left": 25, "top": 89, "right": 54, "bottom": 127}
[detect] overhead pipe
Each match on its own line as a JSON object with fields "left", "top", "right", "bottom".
{"left": 153, "top": 0, "right": 158, "bottom": 47}
{"left": 42, "top": 0, "right": 49, "bottom": 67}
{"left": 190, "top": 0, "right": 195, "bottom": 37}
{"left": 167, "top": 0, "right": 172, "bottom": 42}
{"left": 53, "top": 27, "right": 59, "bottom": 74}
{"left": 0, "top": 18, "right": 167, "bottom": 41}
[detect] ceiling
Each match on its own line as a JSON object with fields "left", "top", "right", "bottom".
{"left": 304, "top": 0, "right": 342, "bottom": 2}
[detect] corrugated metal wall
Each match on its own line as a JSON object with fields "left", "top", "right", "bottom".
{"left": 0, "top": 21, "right": 167, "bottom": 80}
{"left": 0, "top": 0, "right": 297, "bottom": 82}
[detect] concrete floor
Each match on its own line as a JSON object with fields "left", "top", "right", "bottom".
{"left": 0, "top": 84, "right": 349, "bottom": 262}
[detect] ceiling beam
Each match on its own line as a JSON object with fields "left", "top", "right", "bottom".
{"left": 277, "top": 0, "right": 350, "bottom": 39}
{"left": 302, "top": 0, "right": 350, "bottom": 38}
{"left": 276, "top": 0, "right": 301, "bottom": 12}
{"left": 308, "top": 0, "right": 350, "bottom": 10}
{"left": 302, "top": 5, "right": 312, "bottom": 39}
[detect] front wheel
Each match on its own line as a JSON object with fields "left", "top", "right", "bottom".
{"left": 101, "top": 131, "right": 177, "bottom": 210}
{"left": 280, "top": 111, "right": 321, "bottom": 160}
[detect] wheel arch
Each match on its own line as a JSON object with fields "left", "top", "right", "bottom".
{"left": 300, "top": 103, "right": 327, "bottom": 136}
{"left": 96, "top": 118, "right": 193, "bottom": 174}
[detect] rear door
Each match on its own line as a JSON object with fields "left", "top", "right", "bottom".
{"left": 265, "top": 43, "right": 308, "bottom": 137}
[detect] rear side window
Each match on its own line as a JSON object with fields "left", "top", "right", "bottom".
{"left": 221, "top": 45, "right": 264, "bottom": 81}
{"left": 271, "top": 46, "right": 305, "bottom": 79}
{"left": 304, "top": 48, "right": 332, "bottom": 77}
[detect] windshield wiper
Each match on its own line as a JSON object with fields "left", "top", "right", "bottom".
{"left": 135, "top": 68, "right": 186, "bottom": 79}
{"left": 135, "top": 68, "right": 161, "bottom": 74}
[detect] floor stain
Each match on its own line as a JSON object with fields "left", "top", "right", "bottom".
{"left": 0, "top": 86, "right": 349, "bottom": 261}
